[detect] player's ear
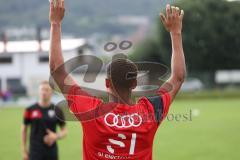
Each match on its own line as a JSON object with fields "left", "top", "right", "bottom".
{"left": 131, "top": 79, "right": 137, "bottom": 90}
{"left": 105, "top": 79, "right": 110, "bottom": 88}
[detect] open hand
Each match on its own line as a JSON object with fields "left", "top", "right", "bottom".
{"left": 160, "top": 4, "right": 184, "bottom": 34}
{"left": 49, "top": 0, "right": 65, "bottom": 25}
{"left": 43, "top": 129, "right": 58, "bottom": 146}
{"left": 22, "top": 151, "right": 29, "bottom": 160}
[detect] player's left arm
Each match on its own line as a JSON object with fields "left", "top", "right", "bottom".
{"left": 21, "top": 125, "right": 29, "bottom": 160}
{"left": 48, "top": 0, "right": 102, "bottom": 117}
{"left": 43, "top": 127, "right": 67, "bottom": 147}
{"left": 49, "top": 0, "right": 75, "bottom": 91}
{"left": 159, "top": 5, "right": 186, "bottom": 102}
{"left": 49, "top": 0, "right": 87, "bottom": 97}
{"left": 43, "top": 106, "right": 67, "bottom": 146}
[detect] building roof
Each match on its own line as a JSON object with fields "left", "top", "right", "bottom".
{"left": 0, "top": 38, "right": 86, "bottom": 54}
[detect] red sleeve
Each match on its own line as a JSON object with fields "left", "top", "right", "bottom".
{"left": 23, "top": 109, "right": 31, "bottom": 125}
{"left": 139, "top": 88, "right": 172, "bottom": 123}
{"left": 66, "top": 85, "right": 102, "bottom": 115}
{"left": 158, "top": 89, "right": 171, "bottom": 121}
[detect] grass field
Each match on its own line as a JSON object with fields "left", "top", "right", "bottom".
{"left": 0, "top": 98, "right": 240, "bottom": 160}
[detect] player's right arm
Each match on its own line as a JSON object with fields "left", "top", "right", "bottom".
{"left": 144, "top": 5, "right": 186, "bottom": 123}
{"left": 21, "top": 108, "right": 31, "bottom": 160}
{"left": 159, "top": 5, "right": 186, "bottom": 101}
{"left": 21, "top": 125, "right": 28, "bottom": 160}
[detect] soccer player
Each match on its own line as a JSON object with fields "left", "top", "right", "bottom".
{"left": 49, "top": 0, "right": 186, "bottom": 159}
{"left": 21, "top": 81, "right": 67, "bottom": 160}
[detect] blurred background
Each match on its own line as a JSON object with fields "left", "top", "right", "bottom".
{"left": 0, "top": 0, "right": 240, "bottom": 160}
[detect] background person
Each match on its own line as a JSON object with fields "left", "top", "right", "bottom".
{"left": 21, "top": 81, "right": 67, "bottom": 160}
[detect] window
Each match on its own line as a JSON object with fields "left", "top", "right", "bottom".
{"left": 7, "top": 78, "right": 21, "bottom": 89}
{"left": 7, "top": 78, "right": 26, "bottom": 95}
{"left": 0, "top": 56, "right": 12, "bottom": 64}
{"left": 39, "top": 55, "right": 49, "bottom": 63}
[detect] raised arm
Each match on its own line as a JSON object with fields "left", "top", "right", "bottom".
{"left": 160, "top": 4, "right": 186, "bottom": 100}
{"left": 49, "top": 0, "right": 76, "bottom": 95}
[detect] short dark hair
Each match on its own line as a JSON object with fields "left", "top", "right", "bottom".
{"left": 107, "top": 58, "right": 138, "bottom": 90}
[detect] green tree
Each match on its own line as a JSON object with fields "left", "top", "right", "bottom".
{"left": 131, "top": 0, "right": 240, "bottom": 86}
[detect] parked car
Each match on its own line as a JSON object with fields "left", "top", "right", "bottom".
{"left": 181, "top": 78, "right": 204, "bottom": 92}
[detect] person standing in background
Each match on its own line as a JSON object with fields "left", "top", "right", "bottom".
{"left": 21, "top": 81, "right": 67, "bottom": 160}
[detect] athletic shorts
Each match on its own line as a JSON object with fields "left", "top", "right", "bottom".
{"left": 29, "top": 147, "right": 58, "bottom": 160}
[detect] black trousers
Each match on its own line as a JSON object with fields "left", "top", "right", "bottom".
{"left": 29, "top": 146, "right": 58, "bottom": 160}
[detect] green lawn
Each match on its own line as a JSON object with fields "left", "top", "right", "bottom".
{"left": 0, "top": 98, "right": 240, "bottom": 160}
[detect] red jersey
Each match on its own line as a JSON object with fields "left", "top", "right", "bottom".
{"left": 67, "top": 85, "right": 171, "bottom": 160}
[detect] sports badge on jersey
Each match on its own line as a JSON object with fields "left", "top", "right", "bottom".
{"left": 48, "top": 110, "right": 55, "bottom": 118}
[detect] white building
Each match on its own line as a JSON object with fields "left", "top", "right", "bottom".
{"left": 0, "top": 38, "right": 87, "bottom": 96}
{"left": 0, "top": 38, "right": 151, "bottom": 98}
